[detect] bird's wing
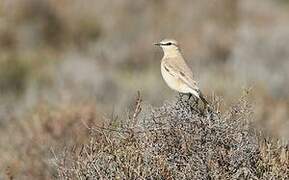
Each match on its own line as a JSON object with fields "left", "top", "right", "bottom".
{"left": 163, "top": 57, "right": 199, "bottom": 92}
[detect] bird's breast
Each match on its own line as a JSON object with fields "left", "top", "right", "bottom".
{"left": 161, "top": 63, "right": 186, "bottom": 93}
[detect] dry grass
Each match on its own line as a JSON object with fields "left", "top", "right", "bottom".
{"left": 0, "top": 103, "right": 101, "bottom": 179}
{"left": 55, "top": 93, "right": 289, "bottom": 179}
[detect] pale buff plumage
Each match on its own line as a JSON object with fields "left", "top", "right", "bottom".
{"left": 155, "top": 39, "right": 208, "bottom": 105}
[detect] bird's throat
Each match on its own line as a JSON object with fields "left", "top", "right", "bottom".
{"left": 163, "top": 48, "right": 182, "bottom": 59}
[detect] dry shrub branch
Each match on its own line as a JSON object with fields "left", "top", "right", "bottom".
{"left": 56, "top": 93, "right": 289, "bottom": 179}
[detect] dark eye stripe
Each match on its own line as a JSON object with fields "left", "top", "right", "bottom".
{"left": 162, "top": 42, "right": 173, "bottom": 46}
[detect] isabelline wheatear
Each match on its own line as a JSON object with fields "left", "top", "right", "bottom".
{"left": 154, "top": 39, "right": 208, "bottom": 106}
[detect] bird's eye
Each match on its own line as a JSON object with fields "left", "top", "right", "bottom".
{"left": 166, "top": 42, "right": 172, "bottom": 45}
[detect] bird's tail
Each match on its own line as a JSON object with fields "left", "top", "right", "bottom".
{"left": 199, "top": 91, "right": 209, "bottom": 107}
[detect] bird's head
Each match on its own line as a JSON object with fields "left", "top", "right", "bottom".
{"left": 154, "top": 39, "right": 180, "bottom": 57}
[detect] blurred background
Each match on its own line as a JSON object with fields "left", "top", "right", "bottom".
{"left": 0, "top": 0, "right": 289, "bottom": 179}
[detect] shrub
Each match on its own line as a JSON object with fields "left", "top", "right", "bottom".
{"left": 56, "top": 93, "right": 289, "bottom": 179}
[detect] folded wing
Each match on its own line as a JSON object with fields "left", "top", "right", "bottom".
{"left": 163, "top": 57, "right": 200, "bottom": 93}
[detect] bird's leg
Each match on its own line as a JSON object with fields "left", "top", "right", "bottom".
{"left": 187, "top": 93, "right": 192, "bottom": 100}
{"left": 195, "top": 97, "right": 199, "bottom": 106}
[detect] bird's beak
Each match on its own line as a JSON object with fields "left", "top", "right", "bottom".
{"left": 154, "top": 42, "right": 161, "bottom": 46}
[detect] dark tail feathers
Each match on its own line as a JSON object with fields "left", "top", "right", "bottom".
{"left": 199, "top": 91, "right": 209, "bottom": 107}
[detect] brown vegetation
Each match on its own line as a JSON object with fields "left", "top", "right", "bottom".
{"left": 55, "top": 94, "right": 288, "bottom": 179}
{"left": 0, "top": 0, "right": 289, "bottom": 179}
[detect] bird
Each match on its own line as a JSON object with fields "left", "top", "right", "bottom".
{"left": 154, "top": 39, "right": 209, "bottom": 106}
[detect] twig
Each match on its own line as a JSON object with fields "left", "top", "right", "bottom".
{"left": 131, "top": 91, "right": 142, "bottom": 128}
